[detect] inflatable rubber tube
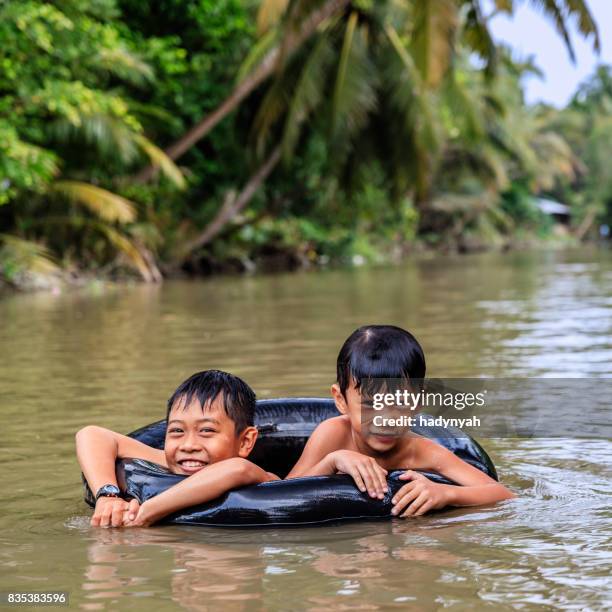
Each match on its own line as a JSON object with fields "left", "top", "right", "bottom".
{"left": 84, "top": 398, "right": 497, "bottom": 527}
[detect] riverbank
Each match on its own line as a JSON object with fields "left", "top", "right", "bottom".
{"left": 1, "top": 231, "right": 600, "bottom": 295}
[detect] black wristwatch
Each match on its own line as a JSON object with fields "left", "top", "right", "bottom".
{"left": 95, "top": 484, "right": 122, "bottom": 501}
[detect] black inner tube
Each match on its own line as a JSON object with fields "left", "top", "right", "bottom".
{"left": 83, "top": 398, "right": 497, "bottom": 527}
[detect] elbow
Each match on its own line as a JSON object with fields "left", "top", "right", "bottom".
{"left": 227, "top": 458, "right": 259, "bottom": 486}
{"left": 75, "top": 425, "right": 99, "bottom": 444}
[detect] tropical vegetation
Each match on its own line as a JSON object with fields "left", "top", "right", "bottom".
{"left": 0, "top": 0, "right": 608, "bottom": 289}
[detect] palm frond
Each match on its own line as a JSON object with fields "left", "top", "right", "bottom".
{"left": 96, "top": 47, "right": 155, "bottom": 87}
{"left": 462, "top": 0, "right": 497, "bottom": 78}
{"left": 527, "top": 0, "right": 600, "bottom": 61}
{"left": 52, "top": 181, "right": 136, "bottom": 224}
{"left": 530, "top": 0, "right": 575, "bottom": 61}
{"left": 386, "top": 24, "right": 440, "bottom": 152}
{"left": 50, "top": 114, "right": 140, "bottom": 163}
{"left": 332, "top": 11, "right": 358, "bottom": 133}
{"left": 252, "top": 75, "right": 292, "bottom": 157}
{"left": 282, "top": 34, "right": 335, "bottom": 159}
{"left": 95, "top": 225, "right": 157, "bottom": 282}
{"left": 237, "top": 29, "right": 279, "bottom": 82}
{"left": 564, "top": 0, "right": 600, "bottom": 50}
{"left": 444, "top": 70, "right": 486, "bottom": 142}
{"left": 133, "top": 135, "right": 186, "bottom": 189}
{"left": 257, "top": 0, "right": 289, "bottom": 35}
{"left": 331, "top": 18, "right": 378, "bottom": 138}
{"left": 0, "top": 234, "right": 60, "bottom": 276}
{"left": 478, "top": 144, "right": 510, "bottom": 189}
{"left": 410, "top": 0, "right": 458, "bottom": 88}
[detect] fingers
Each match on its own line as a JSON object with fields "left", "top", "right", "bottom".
{"left": 391, "top": 483, "right": 420, "bottom": 515}
{"left": 349, "top": 463, "right": 386, "bottom": 498}
{"left": 401, "top": 491, "right": 429, "bottom": 517}
{"left": 359, "top": 462, "right": 387, "bottom": 499}
{"left": 91, "top": 499, "right": 128, "bottom": 528}
{"left": 127, "top": 499, "right": 140, "bottom": 522}
{"left": 398, "top": 470, "right": 424, "bottom": 481}
{"left": 360, "top": 463, "right": 379, "bottom": 498}
{"left": 413, "top": 500, "right": 434, "bottom": 517}
{"left": 349, "top": 467, "right": 367, "bottom": 494}
{"left": 111, "top": 502, "right": 125, "bottom": 527}
{"left": 373, "top": 464, "right": 389, "bottom": 497}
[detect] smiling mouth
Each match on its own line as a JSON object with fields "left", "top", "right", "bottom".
{"left": 177, "top": 459, "right": 208, "bottom": 472}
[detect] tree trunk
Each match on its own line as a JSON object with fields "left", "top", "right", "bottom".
{"left": 175, "top": 145, "right": 282, "bottom": 264}
{"left": 574, "top": 206, "right": 597, "bottom": 241}
{"left": 135, "top": 0, "right": 350, "bottom": 183}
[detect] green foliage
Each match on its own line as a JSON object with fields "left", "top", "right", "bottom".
{"left": 0, "top": 0, "right": 606, "bottom": 288}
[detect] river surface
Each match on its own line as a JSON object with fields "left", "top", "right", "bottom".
{"left": 1, "top": 248, "right": 610, "bottom": 610}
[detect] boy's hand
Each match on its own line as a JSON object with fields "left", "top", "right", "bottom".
{"left": 330, "top": 450, "right": 388, "bottom": 499}
{"left": 91, "top": 497, "right": 130, "bottom": 527}
{"left": 122, "top": 499, "right": 141, "bottom": 525}
{"left": 391, "top": 470, "right": 451, "bottom": 517}
{"left": 123, "top": 500, "right": 155, "bottom": 528}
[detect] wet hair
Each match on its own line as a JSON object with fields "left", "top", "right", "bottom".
{"left": 336, "top": 325, "right": 426, "bottom": 395}
{"left": 166, "top": 370, "right": 256, "bottom": 434}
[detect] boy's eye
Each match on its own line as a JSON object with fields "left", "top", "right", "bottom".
{"left": 200, "top": 428, "right": 216, "bottom": 434}
{"left": 168, "top": 428, "right": 183, "bottom": 434}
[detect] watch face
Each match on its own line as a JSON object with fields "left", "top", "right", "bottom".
{"left": 96, "top": 485, "right": 121, "bottom": 499}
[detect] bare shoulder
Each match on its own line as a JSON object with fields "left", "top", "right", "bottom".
{"left": 285, "top": 416, "right": 350, "bottom": 478}
{"left": 406, "top": 435, "right": 454, "bottom": 470}
{"left": 311, "top": 415, "right": 351, "bottom": 438}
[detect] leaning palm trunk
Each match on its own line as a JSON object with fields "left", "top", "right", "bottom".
{"left": 174, "top": 145, "right": 282, "bottom": 264}
{"left": 134, "top": 0, "right": 349, "bottom": 183}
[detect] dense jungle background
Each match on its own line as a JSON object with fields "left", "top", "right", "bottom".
{"left": 1, "top": 0, "right": 611, "bottom": 289}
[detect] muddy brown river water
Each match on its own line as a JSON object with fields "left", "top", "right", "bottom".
{"left": 0, "top": 249, "right": 610, "bottom": 610}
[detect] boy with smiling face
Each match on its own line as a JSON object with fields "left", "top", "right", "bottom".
{"left": 76, "top": 370, "right": 278, "bottom": 527}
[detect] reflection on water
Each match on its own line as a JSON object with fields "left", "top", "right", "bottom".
{"left": 1, "top": 248, "right": 611, "bottom": 609}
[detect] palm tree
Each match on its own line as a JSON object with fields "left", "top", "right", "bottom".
{"left": 134, "top": 0, "right": 599, "bottom": 180}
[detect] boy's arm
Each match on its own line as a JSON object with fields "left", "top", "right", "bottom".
{"left": 126, "top": 458, "right": 278, "bottom": 527}
{"left": 286, "top": 418, "right": 388, "bottom": 499}
{"left": 286, "top": 418, "right": 347, "bottom": 478}
{"left": 75, "top": 425, "right": 167, "bottom": 526}
{"left": 392, "top": 444, "right": 515, "bottom": 517}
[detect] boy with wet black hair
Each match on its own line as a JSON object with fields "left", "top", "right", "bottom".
{"left": 76, "top": 370, "right": 278, "bottom": 527}
{"left": 288, "top": 325, "right": 514, "bottom": 517}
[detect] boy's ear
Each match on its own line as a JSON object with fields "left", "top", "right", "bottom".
{"left": 331, "top": 383, "right": 348, "bottom": 415}
{"left": 237, "top": 426, "right": 258, "bottom": 457}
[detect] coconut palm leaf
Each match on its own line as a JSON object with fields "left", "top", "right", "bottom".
{"left": 385, "top": 24, "right": 439, "bottom": 152}
{"left": 410, "top": 0, "right": 458, "bottom": 88}
{"left": 96, "top": 224, "right": 157, "bottom": 282}
{"left": 282, "top": 34, "right": 335, "bottom": 160}
{"left": 332, "top": 11, "right": 358, "bottom": 130}
{"left": 52, "top": 181, "right": 136, "bottom": 224}
{"left": 96, "top": 47, "right": 155, "bottom": 87}
{"left": 529, "top": 0, "right": 599, "bottom": 62}
{"left": 0, "top": 234, "right": 59, "bottom": 276}
{"left": 133, "top": 135, "right": 186, "bottom": 189}
{"left": 331, "top": 17, "right": 378, "bottom": 138}
{"left": 237, "top": 28, "right": 280, "bottom": 83}
{"left": 257, "top": 0, "right": 289, "bottom": 35}
{"left": 50, "top": 114, "right": 140, "bottom": 164}
{"left": 462, "top": 0, "right": 497, "bottom": 77}
{"left": 251, "top": 72, "right": 295, "bottom": 157}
